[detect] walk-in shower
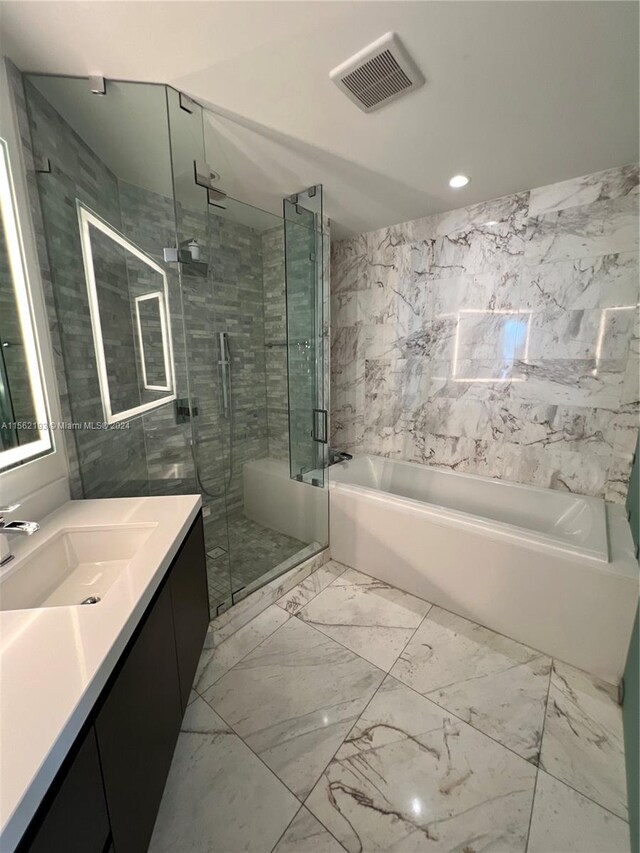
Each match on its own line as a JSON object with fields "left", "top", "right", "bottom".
{"left": 19, "top": 73, "right": 329, "bottom": 614}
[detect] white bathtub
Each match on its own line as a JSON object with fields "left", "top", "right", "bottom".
{"left": 330, "top": 455, "right": 638, "bottom": 683}
{"left": 244, "top": 457, "right": 328, "bottom": 545}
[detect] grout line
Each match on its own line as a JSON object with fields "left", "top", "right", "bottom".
{"left": 532, "top": 660, "right": 630, "bottom": 824}
{"left": 267, "top": 803, "right": 304, "bottom": 853}
{"left": 524, "top": 768, "right": 541, "bottom": 853}
{"left": 198, "top": 690, "right": 306, "bottom": 807}
{"left": 390, "top": 600, "right": 434, "bottom": 669}
{"left": 297, "top": 655, "right": 389, "bottom": 848}
{"left": 194, "top": 609, "right": 294, "bottom": 695}
{"left": 524, "top": 656, "right": 552, "bottom": 851}
{"left": 267, "top": 803, "right": 349, "bottom": 853}
{"left": 292, "top": 615, "right": 388, "bottom": 679}
{"left": 532, "top": 766, "right": 630, "bottom": 825}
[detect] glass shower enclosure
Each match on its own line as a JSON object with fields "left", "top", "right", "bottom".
{"left": 19, "top": 74, "right": 329, "bottom": 615}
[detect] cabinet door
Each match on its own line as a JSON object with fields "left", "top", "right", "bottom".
{"left": 170, "top": 513, "right": 210, "bottom": 711}
{"left": 95, "top": 582, "right": 182, "bottom": 853}
{"left": 24, "top": 727, "right": 110, "bottom": 853}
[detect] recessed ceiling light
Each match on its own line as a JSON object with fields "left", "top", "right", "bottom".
{"left": 449, "top": 174, "right": 470, "bottom": 188}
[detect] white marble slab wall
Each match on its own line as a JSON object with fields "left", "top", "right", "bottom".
{"left": 331, "top": 165, "right": 639, "bottom": 502}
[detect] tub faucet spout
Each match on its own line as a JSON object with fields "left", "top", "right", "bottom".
{"left": 329, "top": 449, "right": 353, "bottom": 466}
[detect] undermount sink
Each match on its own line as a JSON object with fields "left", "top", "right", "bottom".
{"left": 0, "top": 525, "right": 155, "bottom": 611}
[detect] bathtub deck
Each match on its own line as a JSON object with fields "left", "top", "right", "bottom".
{"left": 148, "top": 559, "right": 629, "bottom": 853}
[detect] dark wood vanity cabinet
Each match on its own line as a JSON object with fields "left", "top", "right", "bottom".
{"left": 95, "top": 581, "right": 183, "bottom": 853}
{"left": 19, "top": 512, "right": 209, "bottom": 853}
{"left": 25, "top": 727, "right": 110, "bottom": 853}
{"left": 169, "top": 514, "right": 210, "bottom": 712}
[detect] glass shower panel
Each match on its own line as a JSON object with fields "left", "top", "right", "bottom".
{"left": 23, "top": 75, "right": 194, "bottom": 500}
{"left": 166, "top": 87, "right": 234, "bottom": 615}
{"left": 283, "top": 186, "right": 327, "bottom": 486}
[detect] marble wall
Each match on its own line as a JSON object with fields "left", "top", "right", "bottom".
{"left": 331, "top": 164, "right": 639, "bottom": 502}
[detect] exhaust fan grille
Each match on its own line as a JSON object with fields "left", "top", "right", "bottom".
{"left": 342, "top": 50, "right": 412, "bottom": 110}
{"left": 331, "top": 32, "right": 424, "bottom": 113}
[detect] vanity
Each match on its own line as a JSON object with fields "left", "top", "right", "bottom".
{"left": 0, "top": 495, "right": 209, "bottom": 853}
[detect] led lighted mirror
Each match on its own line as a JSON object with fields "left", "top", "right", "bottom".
{"left": 77, "top": 202, "right": 176, "bottom": 424}
{"left": 134, "top": 292, "right": 172, "bottom": 392}
{"left": 0, "top": 136, "right": 53, "bottom": 470}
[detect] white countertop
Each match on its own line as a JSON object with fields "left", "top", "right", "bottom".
{"left": 0, "top": 494, "right": 202, "bottom": 852}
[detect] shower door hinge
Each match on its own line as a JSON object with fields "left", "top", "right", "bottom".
{"left": 34, "top": 156, "right": 51, "bottom": 174}
{"left": 179, "top": 92, "right": 196, "bottom": 114}
{"left": 194, "top": 160, "right": 222, "bottom": 189}
{"left": 207, "top": 187, "right": 227, "bottom": 209}
{"left": 89, "top": 75, "right": 106, "bottom": 96}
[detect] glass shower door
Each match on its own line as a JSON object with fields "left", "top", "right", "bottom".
{"left": 283, "top": 186, "right": 328, "bottom": 486}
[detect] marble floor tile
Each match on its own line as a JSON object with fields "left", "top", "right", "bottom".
{"left": 202, "top": 616, "right": 384, "bottom": 799}
{"left": 273, "top": 807, "right": 345, "bottom": 853}
{"left": 148, "top": 697, "right": 299, "bottom": 853}
{"left": 306, "top": 675, "right": 537, "bottom": 853}
{"left": 390, "top": 606, "right": 551, "bottom": 762}
{"left": 527, "top": 770, "right": 630, "bottom": 853}
{"left": 540, "top": 661, "right": 627, "bottom": 819}
{"left": 296, "top": 568, "right": 432, "bottom": 672}
{"left": 196, "top": 603, "right": 290, "bottom": 694}
{"left": 276, "top": 560, "right": 346, "bottom": 615}
{"left": 192, "top": 644, "right": 214, "bottom": 687}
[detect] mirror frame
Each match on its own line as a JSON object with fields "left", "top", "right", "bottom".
{"left": 0, "top": 136, "right": 53, "bottom": 468}
{"left": 77, "top": 201, "right": 176, "bottom": 424}
{"left": 134, "top": 291, "right": 172, "bottom": 392}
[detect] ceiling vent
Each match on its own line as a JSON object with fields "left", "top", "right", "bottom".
{"left": 330, "top": 32, "right": 425, "bottom": 113}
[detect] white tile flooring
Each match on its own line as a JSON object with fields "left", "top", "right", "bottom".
{"left": 149, "top": 561, "right": 630, "bottom": 853}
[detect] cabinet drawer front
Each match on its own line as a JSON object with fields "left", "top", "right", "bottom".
{"left": 95, "top": 582, "right": 182, "bottom": 853}
{"left": 170, "top": 513, "right": 210, "bottom": 710}
{"left": 24, "top": 727, "right": 110, "bottom": 853}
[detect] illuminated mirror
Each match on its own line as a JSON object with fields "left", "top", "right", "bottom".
{"left": 135, "top": 292, "right": 171, "bottom": 392}
{"left": 77, "top": 202, "right": 176, "bottom": 423}
{"left": 0, "top": 136, "right": 52, "bottom": 470}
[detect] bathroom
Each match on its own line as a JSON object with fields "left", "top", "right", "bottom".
{"left": 0, "top": 2, "right": 637, "bottom": 852}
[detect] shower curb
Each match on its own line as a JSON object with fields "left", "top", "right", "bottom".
{"left": 206, "top": 547, "right": 330, "bottom": 647}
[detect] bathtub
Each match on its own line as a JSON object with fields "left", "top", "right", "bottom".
{"left": 330, "top": 455, "right": 638, "bottom": 683}
{"left": 243, "top": 457, "right": 328, "bottom": 545}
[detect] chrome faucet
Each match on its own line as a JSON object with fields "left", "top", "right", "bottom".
{"left": 0, "top": 504, "right": 40, "bottom": 567}
{"left": 328, "top": 449, "right": 353, "bottom": 466}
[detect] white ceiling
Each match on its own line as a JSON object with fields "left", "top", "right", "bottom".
{"left": 1, "top": 1, "right": 638, "bottom": 238}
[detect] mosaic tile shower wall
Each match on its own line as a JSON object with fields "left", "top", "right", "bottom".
{"left": 262, "top": 227, "right": 289, "bottom": 461}
{"left": 331, "top": 165, "right": 639, "bottom": 502}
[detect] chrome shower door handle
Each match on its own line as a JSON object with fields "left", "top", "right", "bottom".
{"left": 312, "top": 408, "right": 328, "bottom": 444}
